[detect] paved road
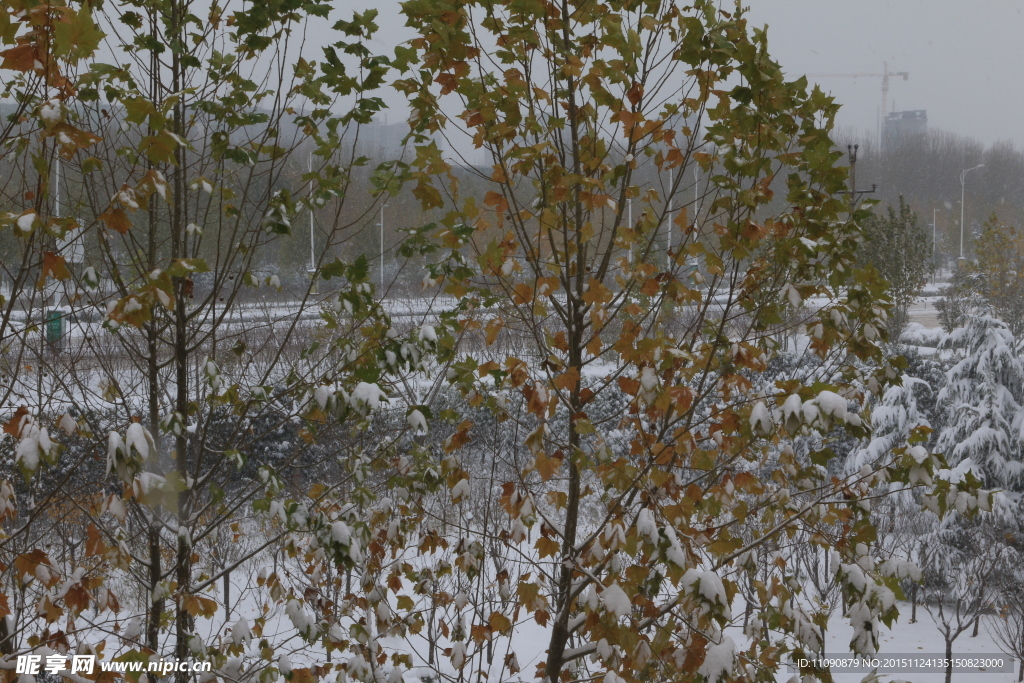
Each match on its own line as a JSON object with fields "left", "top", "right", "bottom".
{"left": 907, "top": 299, "right": 941, "bottom": 329}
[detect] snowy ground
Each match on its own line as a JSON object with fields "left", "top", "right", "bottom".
{"left": 907, "top": 300, "right": 943, "bottom": 331}
{"left": 814, "top": 602, "right": 1018, "bottom": 682}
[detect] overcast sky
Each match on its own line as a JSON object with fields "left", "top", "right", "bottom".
{"left": 744, "top": 0, "right": 1023, "bottom": 148}
{"left": 349, "top": 0, "right": 1022, "bottom": 149}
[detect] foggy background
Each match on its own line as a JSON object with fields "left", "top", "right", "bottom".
{"left": 343, "top": 0, "right": 1024, "bottom": 149}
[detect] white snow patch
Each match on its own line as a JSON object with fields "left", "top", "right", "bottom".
{"left": 601, "top": 582, "right": 631, "bottom": 618}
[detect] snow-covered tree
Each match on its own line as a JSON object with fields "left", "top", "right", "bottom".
{"left": 389, "top": 1, "right": 990, "bottom": 681}
{"left": 920, "top": 512, "right": 1014, "bottom": 683}
{"left": 936, "top": 314, "right": 1024, "bottom": 491}
{"left": 987, "top": 558, "right": 1024, "bottom": 682}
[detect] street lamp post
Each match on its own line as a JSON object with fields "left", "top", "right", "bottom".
{"left": 932, "top": 208, "right": 939, "bottom": 285}
{"left": 959, "top": 164, "right": 984, "bottom": 263}
{"left": 380, "top": 203, "right": 389, "bottom": 291}
{"left": 309, "top": 153, "right": 318, "bottom": 294}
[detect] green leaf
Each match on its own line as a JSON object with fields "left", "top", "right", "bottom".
{"left": 166, "top": 258, "right": 210, "bottom": 277}
{"left": 53, "top": 8, "right": 103, "bottom": 64}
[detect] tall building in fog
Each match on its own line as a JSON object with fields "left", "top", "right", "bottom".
{"left": 883, "top": 110, "right": 928, "bottom": 148}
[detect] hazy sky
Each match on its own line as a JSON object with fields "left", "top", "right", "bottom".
{"left": 349, "top": 0, "right": 1022, "bottom": 149}
{"left": 744, "top": 1, "right": 1024, "bottom": 148}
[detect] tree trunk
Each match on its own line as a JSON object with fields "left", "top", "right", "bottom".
{"left": 0, "top": 614, "right": 12, "bottom": 655}
{"left": 910, "top": 583, "right": 917, "bottom": 623}
{"left": 427, "top": 588, "right": 436, "bottom": 667}
{"left": 147, "top": 523, "right": 162, "bottom": 651}
{"left": 972, "top": 614, "right": 980, "bottom": 637}
{"left": 945, "top": 637, "right": 953, "bottom": 683}
{"left": 223, "top": 570, "right": 231, "bottom": 620}
{"left": 544, "top": 3, "right": 584, "bottom": 679}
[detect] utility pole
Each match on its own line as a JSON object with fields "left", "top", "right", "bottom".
{"left": 380, "top": 203, "right": 388, "bottom": 292}
{"left": 667, "top": 167, "right": 673, "bottom": 269}
{"left": 842, "top": 145, "right": 876, "bottom": 209}
{"left": 959, "top": 164, "right": 984, "bottom": 263}
{"left": 931, "top": 208, "right": 939, "bottom": 285}
{"left": 627, "top": 197, "right": 632, "bottom": 262}
{"left": 308, "top": 153, "right": 317, "bottom": 294}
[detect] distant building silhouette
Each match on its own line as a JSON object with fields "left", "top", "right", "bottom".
{"left": 883, "top": 110, "right": 928, "bottom": 148}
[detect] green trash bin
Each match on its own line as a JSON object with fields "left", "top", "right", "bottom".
{"left": 45, "top": 309, "right": 65, "bottom": 345}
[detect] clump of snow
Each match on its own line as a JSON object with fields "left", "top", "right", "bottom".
{"left": 782, "top": 283, "right": 802, "bottom": 308}
{"left": 231, "top": 618, "right": 251, "bottom": 647}
{"left": 900, "top": 321, "right": 943, "bottom": 347}
{"left": 116, "top": 188, "right": 140, "bottom": 209}
{"left": 697, "top": 637, "right": 735, "bottom": 683}
{"left": 348, "top": 382, "right": 388, "bottom": 413}
{"left": 39, "top": 99, "right": 61, "bottom": 124}
{"left": 640, "top": 367, "right": 659, "bottom": 392}
{"left": 407, "top": 409, "right": 428, "bottom": 434}
{"left": 133, "top": 472, "right": 166, "bottom": 497}
{"left": 123, "top": 616, "right": 142, "bottom": 641}
{"left": 815, "top": 390, "right": 847, "bottom": 422}
{"left": 908, "top": 445, "right": 929, "bottom": 464}
{"left": 284, "top": 598, "right": 315, "bottom": 638}
{"left": 781, "top": 393, "right": 803, "bottom": 432}
{"left": 636, "top": 508, "right": 658, "bottom": 544}
{"left": 104, "top": 493, "right": 126, "bottom": 522}
{"left": 16, "top": 212, "right": 36, "bottom": 233}
{"left": 58, "top": 413, "right": 77, "bottom": 435}
{"left": 125, "top": 422, "right": 154, "bottom": 460}
{"left": 418, "top": 324, "right": 437, "bottom": 343}
{"left": 106, "top": 431, "right": 124, "bottom": 471}
{"left": 14, "top": 417, "right": 52, "bottom": 474}
{"left": 801, "top": 400, "right": 820, "bottom": 426}
{"left": 681, "top": 569, "right": 731, "bottom": 618}
{"left": 331, "top": 521, "right": 350, "bottom": 545}
{"left": 749, "top": 401, "right": 772, "bottom": 435}
{"left": 663, "top": 526, "right": 688, "bottom": 568}
{"left": 313, "top": 385, "right": 332, "bottom": 410}
{"left": 190, "top": 178, "right": 214, "bottom": 194}
{"left": 450, "top": 642, "right": 467, "bottom": 669}
{"left": 601, "top": 582, "right": 631, "bottom": 618}
{"left": 451, "top": 478, "right": 471, "bottom": 503}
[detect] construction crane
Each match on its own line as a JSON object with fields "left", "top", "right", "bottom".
{"left": 807, "top": 61, "right": 909, "bottom": 148}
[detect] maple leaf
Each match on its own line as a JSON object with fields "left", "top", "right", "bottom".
{"left": 38, "top": 251, "right": 72, "bottom": 288}
{"left": 0, "top": 44, "right": 37, "bottom": 72}
{"left": 2, "top": 406, "right": 29, "bottom": 437}
{"left": 52, "top": 7, "right": 102, "bottom": 65}
{"left": 100, "top": 208, "right": 131, "bottom": 234}
{"left": 534, "top": 451, "right": 562, "bottom": 482}
{"left": 86, "top": 523, "right": 107, "bottom": 557}
{"left": 485, "top": 317, "right": 504, "bottom": 345}
{"left": 552, "top": 367, "right": 580, "bottom": 392}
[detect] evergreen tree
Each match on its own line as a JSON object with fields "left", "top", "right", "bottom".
{"left": 859, "top": 196, "right": 931, "bottom": 339}
{"left": 936, "top": 314, "right": 1024, "bottom": 491}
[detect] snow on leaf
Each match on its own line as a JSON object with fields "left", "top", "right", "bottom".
{"left": 749, "top": 400, "right": 772, "bottom": 435}
{"left": 407, "top": 409, "right": 428, "bottom": 434}
{"left": 781, "top": 394, "right": 803, "bottom": 432}
{"left": 636, "top": 508, "right": 658, "bottom": 544}
{"left": 697, "top": 637, "right": 735, "bottom": 683}
{"left": 601, "top": 582, "right": 631, "bottom": 618}
{"left": 816, "top": 390, "right": 847, "bottom": 422}
{"left": 782, "top": 283, "right": 802, "bottom": 308}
